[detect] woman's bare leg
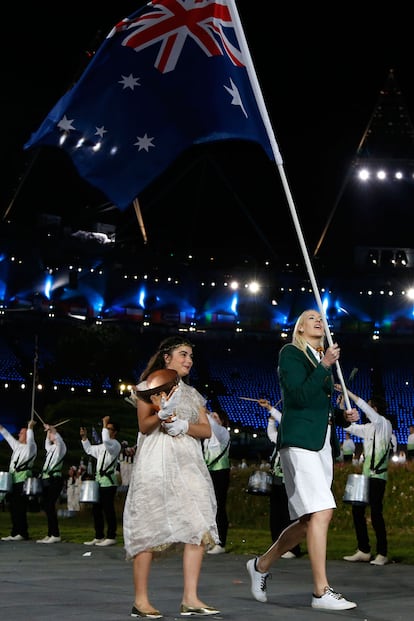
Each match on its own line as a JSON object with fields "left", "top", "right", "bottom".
{"left": 306, "top": 508, "right": 333, "bottom": 596}
{"left": 133, "top": 551, "right": 159, "bottom": 612}
{"left": 182, "top": 543, "right": 208, "bottom": 607}
{"left": 256, "top": 518, "right": 307, "bottom": 573}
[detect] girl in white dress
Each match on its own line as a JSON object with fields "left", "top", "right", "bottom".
{"left": 123, "top": 336, "right": 220, "bottom": 619}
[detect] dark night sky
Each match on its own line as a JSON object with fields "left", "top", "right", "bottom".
{"left": 2, "top": 2, "right": 414, "bottom": 267}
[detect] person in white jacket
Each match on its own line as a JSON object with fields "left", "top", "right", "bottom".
{"left": 203, "top": 410, "right": 231, "bottom": 555}
{"left": 80, "top": 416, "right": 121, "bottom": 547}
{"left": 0, "top": 420, "right": 37, "bottom": 541}
{"left": 36, "top": 424, "right": 67, "bottom": 544}
{"left": 407, "top": 425, "right": 414, "bottom": 461}
{"left": 341, "top": 432, "right": 356, "bottom": 463}
{"left": 336, "top": 386, "right": 392, "bottom": 566}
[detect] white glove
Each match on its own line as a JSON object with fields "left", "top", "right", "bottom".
{"left": 163, "top": 418, "right": 189, "bottom": 437}
{"left": 157, "top": 386, "right": 181, "bottom": 420}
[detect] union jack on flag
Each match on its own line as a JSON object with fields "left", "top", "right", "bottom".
{"left": 24, "top": 0, "right": 275, "bottom": 211}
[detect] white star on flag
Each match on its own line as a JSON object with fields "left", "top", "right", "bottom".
{"left": 223, "top": 78, "right": 247, "bottom": 118}
{"left": 57, "top": 115, "right": 75, "bottom": 131}
{"left": 95, "top": 126, "right": 108, "bottom": 138}
{"left": 119, "top": 74, "right": 140, "bottom": 90}
{"left": 134, "top": 134, "right": 155, "bottom": 151}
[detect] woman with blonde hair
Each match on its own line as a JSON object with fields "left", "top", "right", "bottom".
{"left": 247, "top": 309, "right": 358, "bottom": 611}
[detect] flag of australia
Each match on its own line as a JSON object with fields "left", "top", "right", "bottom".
{"left": 24, "top": 0, "right": 275, "bottom": 211}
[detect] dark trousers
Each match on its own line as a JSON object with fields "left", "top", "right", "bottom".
{"left": 351, "top": 477, "right": 387, "bottom": 556}
{"left": 92, "top": 485, "right": 117, "bottom": 539}
{"left": 41, "top": 477, "right": 64, "bottom": 537}
{"left": 269, "top": 481, "right": 301, "bottom": 556}
{"left": 8, "top": 482, "right": 29, "bottom": 539}
{"left": 209, "top": 468, "right": 230, "bottom": 547}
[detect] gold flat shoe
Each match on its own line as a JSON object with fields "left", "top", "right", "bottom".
{"left": 180, "top": 604, "right": 220, "bottom": 616}
{"left": 131, "top": 605, "right": 163, "bottom": 618}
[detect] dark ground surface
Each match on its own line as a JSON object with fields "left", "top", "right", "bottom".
{"left": 0, "top": 539, "right": 412, "bottom": 620}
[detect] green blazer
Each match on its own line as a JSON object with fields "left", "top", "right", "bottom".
{"left": 277, "top": 343, "right": 341, "bottom": 457}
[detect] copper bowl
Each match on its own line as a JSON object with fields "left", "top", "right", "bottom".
{"left": 135, "top": 369, "right": 179, "bottom": 404}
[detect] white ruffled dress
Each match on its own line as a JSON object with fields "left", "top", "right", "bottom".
{"left": 123, "top": 381, "right": 219, "bottom": 560}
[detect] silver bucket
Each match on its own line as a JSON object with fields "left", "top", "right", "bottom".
{"left": 343, "top": 473, "right": 369, "bottom": 505}
{"left": 80, "top": 479, "right": 100, "bottom": 503}
{"left": 0, "top": 472, "right": 13, "bottom": 492}
{"left": 23, "top": 477, "right": 43, "bottom": 496}
{"left": 0, "top": 471, "right": 13, "bottom": 493}
{"left": 246, "top": 470, "right": 272, "bottom": 496}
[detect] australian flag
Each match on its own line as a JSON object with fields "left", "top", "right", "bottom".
{"left": 24, "top": 0, "right": 275, "bottom": 211}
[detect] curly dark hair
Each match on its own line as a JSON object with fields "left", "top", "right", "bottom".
{"left": 140, "top": 335, "right": 195, "bottom": 383}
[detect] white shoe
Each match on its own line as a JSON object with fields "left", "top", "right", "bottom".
{"left": 370, "top": 554, "right": 388, "bottom": 566}
{"left": 36, "top": 536, "right": 51, "bottom": 543}
{"left": 45, "top": 536, "right": 61, "bottom": 543}
{"left": 343, "top": 549, "right": 371, "bottom": 562}
{"left": 83, "top": 538, "right": 105, "bottom": 545}
{"left": 2, "top": 534, "right": 25, "bottom": 541}
{"left": 95, "top": 538, "right": 116, "bottom": 547}
{"left": 207, "top": 544, "right": 226, "bottom": 555}
{"left": 312, "top": 587, "right": 357, "bottom": 610}
{"left": 246, "top": 558, "right": 270, "bottom": 603}
{"left": 281, "top": 551, "right": 296, "bottom": 559}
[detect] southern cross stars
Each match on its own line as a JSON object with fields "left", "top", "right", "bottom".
{"left": 118, "top": 73, "right": 140, "bottom": 90}
{"left": 134, "top": 134, "right": 155, "bottom": 151}
{"left": 224, "top": 77, "right": 247, "bottom": 118}
{"left": 95, "top": 126, "right": 107, "bottom": 138}
{"left": 57, "top": 115, "right": 75, "bottom": 131}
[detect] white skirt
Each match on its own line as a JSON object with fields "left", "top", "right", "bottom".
{"left": 280, "top": 426, "right": 336, "bottom": 520}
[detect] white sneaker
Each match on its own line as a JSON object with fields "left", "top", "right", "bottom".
{"left": 2, "top": 534, "right": 25, "bottom": 541}
{"left": 95, "top": 538, "right": 116, "bottom": 547}
{"left": 246, "top": 558, "right": 270, "bottom": 603}
{"left": 370, "top": 554, "right": 388, "bottom": 566}
{"left": 36, "top": 536, "right": 51, "bottom": 543}
{"left": 207, "top": 544, "right": 226, "bottom": 555}
{"left": 83, "top": 538, "right": 105, "bottom": 545}
{"left": 343, "top": 549, "right": 371, "bottom": 562}
{"left": 45, "top": 536, "right": 61, "bottom": 543}
{"left": 312, "top": 587, "right": 357, "bottom": 610}
{"left": 281, "top": 551, "right": 296, "bottom": 559}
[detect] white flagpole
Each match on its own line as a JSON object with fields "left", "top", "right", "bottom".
{"left": 228, "top": 0, "right": 351, "bottom": 409}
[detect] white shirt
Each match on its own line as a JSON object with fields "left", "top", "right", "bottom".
{"left": 203, "top": 413, "right": 230, "bottom": 471}
{"left": 347, "top": 397, "right": 392, "bottom": 480}
{"left": 266, "top": 407, "right": 282, "bottom": 444}
{"left": 42, "top": 431, "right": 67, "bottom": 478}
{"left": 0, "top": 426, "right": 37, "bottom": 483}
{"left": 407, "top": 432, "right": 414, "bottom": 450}
{"left": 81, "top": 428, "right": 121, "bottom": 487}
{"left": 342, "top": 436, "right": 355, "bottom": 455}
